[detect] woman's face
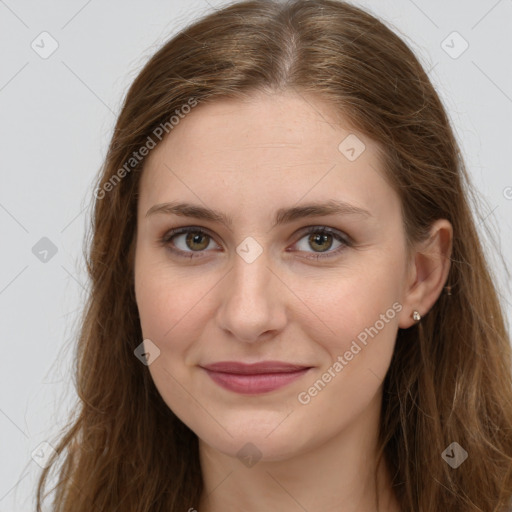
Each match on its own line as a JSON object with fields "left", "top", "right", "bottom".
{"left": 134, "top": 90, "right": 415, "bottom": 461}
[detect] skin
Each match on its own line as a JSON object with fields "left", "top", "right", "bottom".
{"left": 134, "top": 89, "right": 452, "bottom": 512}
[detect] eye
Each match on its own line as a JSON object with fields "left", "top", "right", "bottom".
{"left": 291, "top": 226, "right": 351, "bottom": 260}
{"left": 159, "top": 225, "right": 352, "bottom": 260}
{"left": 160, "top": 226, "right": 219, "bottom": 259}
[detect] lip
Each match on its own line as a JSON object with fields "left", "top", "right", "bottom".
{"left": 200, "top": 361, "right": 312, "bottom": 394}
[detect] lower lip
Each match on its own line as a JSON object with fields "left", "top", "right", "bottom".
{"left": 202, "top": 368, "right": 311, "bottom": 394}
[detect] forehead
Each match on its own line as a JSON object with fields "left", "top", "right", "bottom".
{"left": 138, "top": 91, "right": 398, "bottom": 221}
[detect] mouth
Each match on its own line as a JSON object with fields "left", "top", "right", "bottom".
{"left": 199, "top": 361, "right": 313, "bottom": 394}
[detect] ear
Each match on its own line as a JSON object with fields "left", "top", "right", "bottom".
{"left": 398, "top": 218, "right": 453, "bottom": 329}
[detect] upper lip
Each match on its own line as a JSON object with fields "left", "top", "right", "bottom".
{"left": 200, "top": 361, "right": 311, "bottom": 374}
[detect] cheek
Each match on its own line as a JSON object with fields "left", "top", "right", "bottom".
{"left": 134, "top": 246, "right": 177, "bottom": 329}
{"left": 135, "top": 273, "right": 173, "bottom": 341}
{"left": 295, "top": 277, "right": 401, "bottom": 423}
{"left": 293, "top": 257, "right": 404, "bottom": 411}
{"left": 299, "top": 262, "right": 402, "bottom": 345}
{"left": 134, "top": 255, "right": 216, "bottom": 357}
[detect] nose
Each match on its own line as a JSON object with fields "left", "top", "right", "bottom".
{"left": 215, "top": 249, "right": 287, "bottom": 344}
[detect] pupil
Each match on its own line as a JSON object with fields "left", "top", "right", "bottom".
{"left": 310, "top": 233, "right": 332, "bottom": 252}
{"left": 187, "top": 232, "right": 209, "bottom": 251}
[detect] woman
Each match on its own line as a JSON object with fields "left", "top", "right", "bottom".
{"left": 36, "top": 0, "right": 512, "bottom": 510}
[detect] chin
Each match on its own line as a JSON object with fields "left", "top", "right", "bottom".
{"left": 195, "top": 416, "right": 317, "bottom": 464}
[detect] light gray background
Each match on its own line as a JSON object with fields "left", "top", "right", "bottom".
{"left": 1, "top": 0, "right": 511, "bottom": 510}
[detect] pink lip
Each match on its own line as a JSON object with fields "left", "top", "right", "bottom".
{"left": 200, "top": 361, "right": 312, "bottom": 394}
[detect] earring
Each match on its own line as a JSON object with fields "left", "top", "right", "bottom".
{"left": 412, "top": 310, "right": 421, "bottom": 322}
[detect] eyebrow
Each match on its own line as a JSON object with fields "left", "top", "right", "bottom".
{"left": 145, "top": 200, "right": 371, "bottom": 229}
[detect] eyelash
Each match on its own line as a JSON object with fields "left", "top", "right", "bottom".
{"left": 159, "top": 226, "right": 352, "bottom": 261}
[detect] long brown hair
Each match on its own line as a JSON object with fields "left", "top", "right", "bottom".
{"left": 36, "top": 1, "right": 512, "bottom": 510}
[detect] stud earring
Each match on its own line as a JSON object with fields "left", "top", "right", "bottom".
{"left": 412, "top": 310, "right": 421, "bottom": 322}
